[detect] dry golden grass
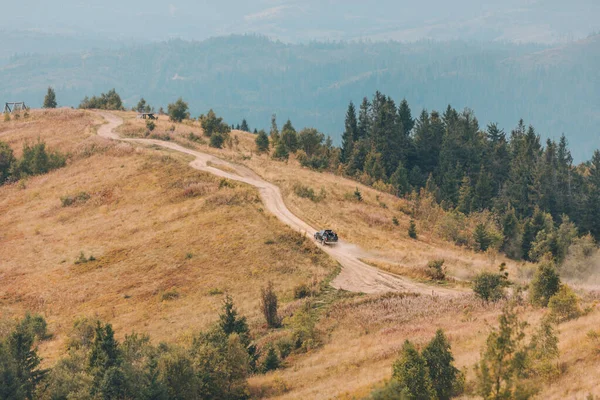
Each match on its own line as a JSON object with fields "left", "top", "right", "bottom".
{"left": 116, "top": 113, "right": 600, "bottom": 399}
{"left": 0, "top": 110, "right": 335, "bottom": 363}
{"left": 3, "top": 110, "right": 600, "bottom": 398}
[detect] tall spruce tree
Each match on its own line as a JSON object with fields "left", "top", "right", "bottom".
{"left": 584, "top": 150, "right": 600, "bottom": 240}
{"left": 280, "top": 119, "right": 299, "bottom": 153}
{"left": 392, "top": 341, "right": 436, "bottom": 400}
{"left": 341, "top": 102, "right": 358, "bottom": 163}
{"left": 422, "top": 329, "right": 462, "bottom": 400}
{"left": 357, "top": 97, "right": 371, "bottom": 142}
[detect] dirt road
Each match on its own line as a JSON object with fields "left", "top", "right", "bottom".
{"left": 97, "top": 112, "right": 458, "bottom": 296}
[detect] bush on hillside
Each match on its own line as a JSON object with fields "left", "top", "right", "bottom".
{"left": 167, "top": 98, "right": 190, "bottom": 123}
{"left": 79, "top": 89, "right": 124, "bottom": 110}
{"left": 548, "top": 285, "right": 582, "bottom": 322}
{"left": 472, "top": 271, "right": 508, "bottom": 302}
{"left": 530, "top": 259, "right": 561, "bottom": 307}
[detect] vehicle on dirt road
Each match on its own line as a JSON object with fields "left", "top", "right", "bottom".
{"left": 314, "top": 229, "right": 338, "bottom": 245}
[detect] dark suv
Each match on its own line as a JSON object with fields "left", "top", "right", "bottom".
{"left": 314, "top": 229, "right": 338, "bottom": 245}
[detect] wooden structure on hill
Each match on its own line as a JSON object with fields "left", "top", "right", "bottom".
{"left": 4, "top": 102, "right": 27, "bottom": 113}
{"left": 137, "top": 112, "right": 157, "bottom": 120}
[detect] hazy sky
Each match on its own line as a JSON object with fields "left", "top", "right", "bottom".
{"left": 2, "top": 0, "right": 599, "bottom": 43}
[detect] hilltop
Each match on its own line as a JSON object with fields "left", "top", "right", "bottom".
{"left": 2, "top": 109, "right": 600, "bottom": 398}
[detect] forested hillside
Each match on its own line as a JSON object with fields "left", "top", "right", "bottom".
{"left": 2, "top": 34, "right": 599, "bottom": 160}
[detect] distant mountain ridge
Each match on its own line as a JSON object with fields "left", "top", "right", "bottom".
{"left": 1, "top": 34, "right": 599, "bottom": 161}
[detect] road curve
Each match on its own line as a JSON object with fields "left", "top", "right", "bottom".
{"left": 96, "top": 112, "right": 457, "bottom": 296}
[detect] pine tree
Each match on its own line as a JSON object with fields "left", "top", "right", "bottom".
{"left": 471, "top": 167, "right": 494, "bottom": 212}
{"left": 474, "top": 224, "right": 491, "bottom": 252}
{"left": 408, "top": 219, "right": 418, "bottom": 239}
{"left": 584, "top": 150, "right": 600, "bottom": 240}
{"left": 43, "top": 87, "right": 57, "bottom": 108}
{"left": 0, "top": 141, "right": 15, "bottom": 184}
{"left": 422, "top": 329, "right": 462, "bottom": 400}
{"left": 357, "top": 97, "right": 371, "bottom": 141}
{"left": 501, "top": 204, "right": 521, "bottom": 258}
{"left": 390, "top": 162, "right": 410, "bottom": 196}
{"left": 345, "top": 140, "right": 368, "bottom": 176}
{"left": 260, "top": 282, "right": 280, "bottom": 328}
{"left": 272, "top": 140, "right": 289, "bottom": 160}
{"left": 457, "top": 175, "right": 472, "bottom": 214}
{"left": 261, "top": 346, "right": 280, "bottom": 373}
{"left": 476, "top": 302, "right": 530, "bottom": 399}
{"left": 341, "top": 102, "right": 358, "bottom": 163}
{"left": 89, "top": 322, "right": 121, "bottom": 393}
{"left": 486, "top": 123, "right": 510, "bottom": 196}
{"left": 364, "top": 151, "right": 386, "bottom": 182}
{"left": 136, "top": 98, "right": 148, "bottom": 113}
{"left": 219, "top": 295, "right": 250, "bottom": 346}
{"left": 8, "top": 324, "right": 47, "bottom": 399}
{"left": 167, "top": 98, "right": 190, "bottom": 123}
{"left": 240, "top": 119, "right": 250, "bottom": 132}
{"left": 280, "top": 120, "right": 299, "bottom": 153}
{"left": 255, "top": 130, "right": 270, "bottom": 153}
{"left": 392, "top": 340, "right": 436, "bottom": 400}
{"left": 530, "top": 260, "right": 561, "bottom": 307}
{"left": 270, "top": 114, "right": 280, "bottom": 145}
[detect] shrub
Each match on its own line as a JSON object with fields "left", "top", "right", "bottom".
{"left": 392, "top": 216, "right": 399, "bottom": 226}
{"left": 354, "top": 187, "right": 362, "bottom": 201}
{"left": 472, "top": 271, "right": 507, "bottom": 302}
{"left": 161, "top": 289, "right": 180, "bottom": 301}
{"left": 260, "top": 282, "right": 280, "bottom": 328}
{"left": 200, "top": 109, "right": 230, "bottom": 137}
{"left": 426, "top": 259, "right": 446, "bottom": 281}
{"left": 272, "top": 140, "right": 289, "bottom": 160}
{"left": 287, "top": 302, "right": 319, "bottom": 352}
{"left": 293, "top": 284, "right": 312, "bottom": 299}
{"left": 0, "top": 140, "right": 15, "bottom": 184}
{"left": 255, "top": 130, "right": 270, "bottom": 153}
{"left": 408, "top": 219, "right": 418, "bottom": 239}
{"left": 146, "top": 120, "right": 156, "bottom": 132}
{"left": 74, "top": 251, "right": 95, "bottom": 265}
{"left": 79, "top": 89, "right": 123, "bottom": 110}
{"left": 209, "top": 133, "right": 225, "bottom": 148}
{"left": 548, "top": 285, "right": 582, "bottom": 322}
{"left": 293, "top": 183, "right": 325, "bottom": 202}
{"left": 530, "top": 260, "right": 561, "bottom": 307}
{"left": 19, "top": 313, "right": 49, "bottom": 340}
{"left": 275, "top": 336, "right": 294, "bottom": 359}
{"left": 60, "top": 191, "right": 91, "bottom": 207}
{"left": 167, "top": 98, "right": 190, "bottom": 122}
{"left": 261, "top": 346, "right": 280, "bottom": 373}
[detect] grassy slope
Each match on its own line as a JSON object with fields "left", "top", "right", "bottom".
{"left": 0, "top": 110, "right": 336, "bottom": 363}
{"left": 118, "top": 113, "right": 600, "bottom": 399}
{"left": 1, "top": 110, "right": 599, "bottom": 398}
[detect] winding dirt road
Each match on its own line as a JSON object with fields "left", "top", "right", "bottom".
{"left": 97, "top": 112, "right": 457, "bottom": 296}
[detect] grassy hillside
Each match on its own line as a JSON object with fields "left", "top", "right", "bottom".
{"left": 0, "top": 109, "right": 336, "bottom": 362}
{"left": 2, "top": 110, "right": 600, "bottom": 398}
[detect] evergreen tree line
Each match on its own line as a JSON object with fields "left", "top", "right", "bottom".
{"left": 0, "top": 295, "right": 288, "bottom": 400}
{"left": 335, "top": 92, "right": 600, "bottom": 260}
{"left": 0, "top": 139, "right": 66, "bottom": 186}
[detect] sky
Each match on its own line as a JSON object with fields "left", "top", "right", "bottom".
{"left": 2, "top": 0, "right": 599, "bottom": 44}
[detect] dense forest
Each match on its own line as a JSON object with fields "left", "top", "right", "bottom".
{"left": 264, "top": 91, "right": 600, "bottom": 264}
{"left": 2, "top": 35, "right": 599, "bottom": 160}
